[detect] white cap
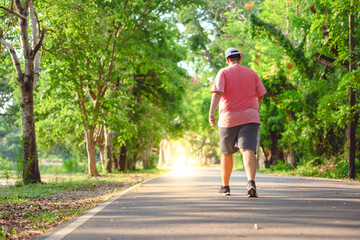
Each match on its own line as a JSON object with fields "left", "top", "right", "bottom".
{"left": 225, "top": 48, "right": 241, "bottom": 58}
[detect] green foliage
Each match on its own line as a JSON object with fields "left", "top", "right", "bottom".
{"left": 0, "top": 183, "right": 68, "bottom": 204}
{"left": 233, "top": 153, "right": 244, "bottom": 170}
{"left": 269, "top": 160, "right": 293, "bottom": 172}
{"left": 29, "top": 0, "right": 193, "bottom": 173}
{"left": 1, "top": 0, "right": 358, "bottom": 179}
{"left": 14, "top": 137, "right": 24, "bottom": 180}
{"left": 0, "top": 227, "right": 4, "bottom": 239}
{"left": 143, "top": 153, "right": 158, "bottom": 170}
{"left": 0, "top": 128, "right": 21, "bottom": 164}
{"left": 294, "top": 156, "right": 344, "bottom": 179}
{"left": 0, "top": 52, "right": 21, "bottom": 165}
{"left": 26, "top": 208, "right": 85, "bottom": 231}
{"left": 247, "top": 0, "right": 359, "bottom": 171}
{"left": 0, "top": 157, "right": 10, "bottom": 171}
{"left": 62, "top": 158, "right": 85, "bottom": 173}
{"left": 260, "top": 156, "right": 358, "bottom": 180}
{"left": 250, "top": 13, "right": 312, "bottom": 79}
{"left": 0, "top": 157, "right": 12, "bottom": 181}
{"left": 178, "top": 0, "right": 360, "bottom": 178}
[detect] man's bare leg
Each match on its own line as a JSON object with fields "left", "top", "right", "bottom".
{"left": 241, "top": 149, "right": 257, "bottom": 197}
{"left": 221, "top": 154, "right": 233, "bottom": 186}
{"left": 241, "top": 149, "right": 257, "bottom": 180}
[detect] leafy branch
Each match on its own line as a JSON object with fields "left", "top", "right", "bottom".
{"left": 0, "top": 5, "right": 26, "bottom": 19}
{"left": 250, "top": 14, "right": 313, "bottom": 79}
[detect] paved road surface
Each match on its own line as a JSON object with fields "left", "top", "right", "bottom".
{"left": 36, "top": 167, "right": 360, "bottom": 240}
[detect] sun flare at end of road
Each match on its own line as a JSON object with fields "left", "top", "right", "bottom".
{"left": 172, "top": 165, "right": 194, "bottom": 177}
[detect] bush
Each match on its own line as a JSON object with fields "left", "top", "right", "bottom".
{"left": 234, "top": 153, "right": 243, "bottom": 170}
{"left": 269, "top": 160, "right": 293, "bottom": 172}
{"left": 63, "top": 157, "right": 84, "bottom": 172}
{"left": 318, "top": 156, "right": 348, "bottom": 179}
{"left": 293, "top": 158, "right": 321, "bottom": 177}
{"left": 294, "top": 164, "right": 319, "bottom": 177}
{"left": 143, "top": 153, "right": 158, "bottom": 170}
{"left": 0, "top": 157, "right": 12, "bottom": 180}
{"left": 96, "top": 162, "right": 103, "bottom": 173}
{"left": 0, "top": 157, "right": 10, "bottom": 171}
{"left": 261, "top": 155, "right": 359, "bottom": 180}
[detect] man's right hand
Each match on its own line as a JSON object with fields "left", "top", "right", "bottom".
{"left": 209, "top": 113, "right": 216, "bottom": 127}
{"left": 209, "top": 92, "right": 222, "bottom": 127}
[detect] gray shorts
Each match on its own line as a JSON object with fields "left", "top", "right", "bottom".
{"left": 219, "top": 123, "right": 259, "bottom": 154}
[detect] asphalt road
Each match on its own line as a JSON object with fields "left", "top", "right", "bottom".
{"left": 35, "top": 167, "right": 360, "bottom": 240}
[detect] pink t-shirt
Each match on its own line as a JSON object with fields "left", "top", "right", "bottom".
{"left": 211, "top": 64, "right": 267, "bottom": 128}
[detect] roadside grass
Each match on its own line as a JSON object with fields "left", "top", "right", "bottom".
{"left": 0, "top": 170, "right": 17, "bottom": 182}
{"left": 0, "top": 168, "right": 172, "bottom": 240}
{"left": 254, "top": 157, "right": 360, "bottom": 180}
{"left": 26, "top": 208, "right": 82, "bottom": 231}
{"left": 0, "top": 179, "right": 95, "bottom": 204}
{"left": 1, "top": 169, "right": 172, "bottom": 204}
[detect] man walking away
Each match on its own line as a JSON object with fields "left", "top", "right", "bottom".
{"left": 209, "top": 47, "right": 266, "bottom": 197}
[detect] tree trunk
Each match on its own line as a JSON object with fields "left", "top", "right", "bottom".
{"left": 20, "top": 79, "right": 41, "bottom": 184}
{"left": 128, "top": 155, "right": 135, "bottom": 171}
{"left": 119, "top": 145, "right": 126, "bottom": 172}
{"left": 347, "top": 13, "right": 356, "bottom": 179}
{"left": 20, "top": 11, "right": 40, "bottom": 183}
{"left": 104, "top": 129, "right": 113, "bottom": 172}
{"left": 285, "top": 147, "right": 295, "bottom": 167}
{"left": 142, "top": 140, "right": 153, "bottom": 169}
{"left": 148, "top": 141, "right": 153, "bottom": 167}
{"left": 113, "top": 152, "right": 119, "bottom": 171}
{"left": 98, "top": 129, "right": 105, "bottom": 171}
{"left": 158, "top": 139, "right": 170, "bottom": 167}
{"left": 85, "top": 129, "right": 99, "bottom": 176}
{"left": 203, "top": 149, "right": 216, "bottom": 165}
{"left": 203, "top": 46, "right": 217, "bottom": 76}
{"left": 265, "top": 130, "right": 284, "bottom": 168}
{"left": 158, "top": 139, "right": 165, "bottom": 167}
{"left": 0, "top": 1, "right": 43, "bottom": 184}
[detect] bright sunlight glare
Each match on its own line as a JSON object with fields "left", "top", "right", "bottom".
{"left": 172, "top": 165, "right": 194, "bottom": 177}
{"left": 158, "top": 140, "right": 199, "bottom": 177}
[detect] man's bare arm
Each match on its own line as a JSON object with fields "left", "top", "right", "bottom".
{"left": 209, "top": 92, "right": 223, "bottom": 127}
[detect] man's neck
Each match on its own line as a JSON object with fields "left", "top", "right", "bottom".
{"left": 228, "top": 61, "right": 240, "bottom": 66}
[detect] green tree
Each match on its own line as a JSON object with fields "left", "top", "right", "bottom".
{"left": 36, "top": 0, "right": 195, "bottom": 174}
{"left": 112, "top": 12, "right": 189, "bottom": 171}
{"left": 0, "top": 0, "right": 46, "bottom": 183}
{"left": 181, "top": 0, "right": 359, "bottom": 178}
{"left": 305, "top": 0, "right": 360, "bottom": 178}
{"left": 38, "top": 0, "right": 166, "bottom": 175}
{"left": 242, "top": 0, "right": 358, "bottom": 176}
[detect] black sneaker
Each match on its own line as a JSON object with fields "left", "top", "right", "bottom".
{"left": 247, "top": 180, "right": 257, "bottom": 197}
{"left": 218, "top": 186, "right": 230, "bottom": 196}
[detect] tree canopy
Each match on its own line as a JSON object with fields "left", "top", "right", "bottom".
{"left": 0, "top": 0, "right": 359, "bottom": 180}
